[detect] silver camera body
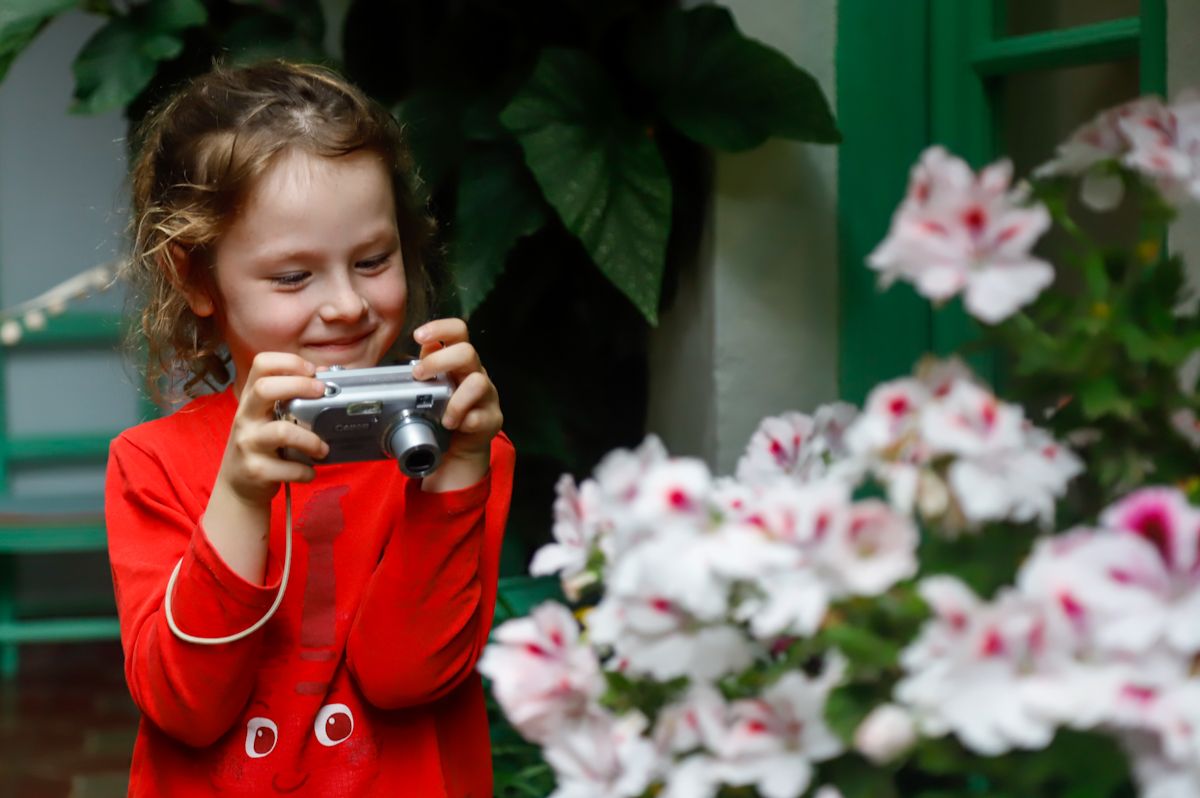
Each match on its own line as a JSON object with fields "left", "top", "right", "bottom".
{"left": 277, "top": 363, "right": 453, "bottom": 478}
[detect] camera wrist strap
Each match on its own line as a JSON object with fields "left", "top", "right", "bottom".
{"left": 163, "top": 482, "right": 295, "bottom": 645}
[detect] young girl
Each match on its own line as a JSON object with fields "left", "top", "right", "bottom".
{"left": 105, "top": 61, "right": 514, "bottom": 797}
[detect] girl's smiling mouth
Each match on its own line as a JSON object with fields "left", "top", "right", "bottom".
{"left": 306, "top": 331, "right": 373, "bottom": 350}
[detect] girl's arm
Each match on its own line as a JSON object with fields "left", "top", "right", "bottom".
{"left": 344, "top": 318, "right": 510, "bottom": 708}
{"left": 345, "top": 432, "right": 516, "bottom": 709}
{"left": 105, "top": 352, "right": 329, "bottom": 746}
{"left": 106, "top": 434, "right": 280, "bottom": 746}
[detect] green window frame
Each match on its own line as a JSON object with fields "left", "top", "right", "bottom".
{"left": 836, "top": 0, "right": 1167, "bottom": 404}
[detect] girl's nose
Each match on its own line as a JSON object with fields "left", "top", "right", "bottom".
{"left": 319, "top": 282, "right": 368, "bottom": 322}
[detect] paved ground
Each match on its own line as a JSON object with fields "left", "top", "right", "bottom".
{"left": 0, "top": 641, "right": 135, "bottom": 798}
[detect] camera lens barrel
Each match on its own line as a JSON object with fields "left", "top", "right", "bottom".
{"left": 387, "top": 414, "right": 442, "bottom": 478}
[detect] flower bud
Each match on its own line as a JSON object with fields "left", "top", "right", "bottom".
{"left": 853, "top": 703, "right": 916, "bottom": 764}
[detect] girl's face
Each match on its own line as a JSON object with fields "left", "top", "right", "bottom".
{"left": 190, "top": 148, "right": 408, "bottom": 394}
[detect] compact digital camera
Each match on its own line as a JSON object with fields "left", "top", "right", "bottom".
{"left": 276, "top": 362, "right": 453, "bottom": 478}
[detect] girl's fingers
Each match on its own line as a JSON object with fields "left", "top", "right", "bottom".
{"left": 413, "top": 341, "right": 481, "bottom": 382}
{"left": 414, "top": 318, "right": 469, "bottom": 357}
{"left": 241, "top": 375, "right": 327, "bottom": 417}
{"left": 261, "top": 420, "right": 329, "bottom": 460}
{"left": 245, "top": 352, "right": 317, "bottom": 381}
{"left": 457, "top": 406, "right": 502, "bottom": 435}
{"left": 441, "top": 371, "right": 497, "bottom": 430}
{"left": 241, "top": 454, "right": 318, "bottom": 485}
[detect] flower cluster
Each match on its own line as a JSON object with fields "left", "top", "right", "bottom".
{"left": 898, "top": 487, "right": 1200, "bottom": 797}
{"left": 483, "top": 88, "right": 1200, "bottom": 798}
{"left": 483, "top": 409, "right": 924, "bottom": 797}
{"left": 1037, "top": 91, "right": 1200, "bottom": 209}
{"left": 843, "top": 357, "right": 1082, "bottom": 533}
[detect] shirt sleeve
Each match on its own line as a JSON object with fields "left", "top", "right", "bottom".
{"left": 346, "top": 432, "right": 516, "bottom": 709}
{"left": 105, "top": 434, "right": 282, "bottom": 747}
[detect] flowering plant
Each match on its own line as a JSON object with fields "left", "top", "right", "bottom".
{"left": 481, "top": 90, "right": 1200, "bottom": 798}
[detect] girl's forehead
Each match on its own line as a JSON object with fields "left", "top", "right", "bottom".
{"left": 252, "top": 148, "right": 390, "bottom": 200}
{"left": 220, "top": 149, "right": 399, "bottom": 262}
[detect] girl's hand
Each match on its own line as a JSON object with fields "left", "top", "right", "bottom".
{"left": 217, "top": 352, "right": 330, "bottom": 507}
{"left": 201, "top": 352, "right": 328, "bottom": 583}
{"left": 411, "top": 319, "right": 503, "bottom": 490}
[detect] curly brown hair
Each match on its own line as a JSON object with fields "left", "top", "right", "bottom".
{"left": 126, "top": 60, "right": 436, "bottom": 402}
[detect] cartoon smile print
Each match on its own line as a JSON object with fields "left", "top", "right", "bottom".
{"left": 213, "top": 687, "right": 378, "bottom": 795}
{"left": 242, "top": 697, "right": 359, "bottom": 793}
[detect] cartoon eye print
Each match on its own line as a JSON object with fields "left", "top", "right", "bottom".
{"left": 313, "top": 703, "right": 354, "bottom": 747}
{"left": 245, "top": 717, "right": 279, "bottom": 758}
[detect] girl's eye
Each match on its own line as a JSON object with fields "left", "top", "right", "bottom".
{"left": 355, "top": 254, "right": 391, "bottom": 272}
{"left": 245, "top": 717, "right": 278, "bottom": 758}
{"left": 314, "top": 703, "right": 354, "bottom": 747}
{"left": 271, "top": 272, "right": 310, "bottom": 287}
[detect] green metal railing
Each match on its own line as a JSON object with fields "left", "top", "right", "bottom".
{"left": 0, "top": 309, "right": 129, "bottom": 677}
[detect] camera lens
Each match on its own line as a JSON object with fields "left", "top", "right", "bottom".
{"left": 387, "top": 416, "right": 442, "bottom": 477}
{"left": 405, "top": 449, "right": 436, "bottom": 474}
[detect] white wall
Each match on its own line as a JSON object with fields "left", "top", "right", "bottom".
{"left": 0, "top": 11, "right": 139, "bottom": 499}
{"left": 647, "top": 0, "right": 840, "bottom": 475}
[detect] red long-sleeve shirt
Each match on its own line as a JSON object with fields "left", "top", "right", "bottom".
{"left": 104, "top": 388, "right": 515, "bottom": 797}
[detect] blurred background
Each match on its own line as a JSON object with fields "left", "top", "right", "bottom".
{"left": 0, "top": 0, "right": 1197, "bottom": 795}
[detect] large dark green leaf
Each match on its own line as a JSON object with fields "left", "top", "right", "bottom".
{"left": 71, "top": 0, "right": 207, "bottom": 115}
{"left": 230, "top": 0, "right": 324, "bottom": 47}
{"left": 220, "top": 12, "right": 326, "bottom": 67}
{"left": 0, "top": 0, "right": 78, "bottom": 84}
{"left": 626, "top": 5, "right": 839, "bottom": 151}
{"left": 452, "top": 144, "right": 548, "bottom": 317}
{"left": 501, "top": 47, "right": 672, "bottom": 325}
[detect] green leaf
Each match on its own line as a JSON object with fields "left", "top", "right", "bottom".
{"left": 72, "top": 17, "right": 160, "bottom": 114}
{"left": 70, "top": 0, "right": 209, "bottom": 115}
{"left": 230, "top": 0, "right": 324, "bottom": 45}
{"left": 626, "top": 6, "right": 839, "bottom": 151}
{"left": 1116, "top": 323, "right": 1157, "bottom": 364}
{"left": 1079, "top": 375, "right": 1134, "bottom": 420}
{"left": 142, "top": 0, "right": 207, "bottom": 32}
{"left": 220, "top": 12, "right": 327, "bottom": 66}
{"left": 821, "top": 622, "right": 900, "bottom": 670}
{"left": 824, "top": 683, "right": 882, "bottom": 742}
{"left": 493, "top": 576, "right": 565, "bottom": 625}
{"left": 452, "top": 144, "right": 549, "bottom": 317}
{"left": 0, "top": 0, "right": 77, "bottom": 84}
{"left": 501, "top": 47, "right": 672, "bottom": 325}
{"left": 820, "top": 753, "right": 898, "bottom": 798}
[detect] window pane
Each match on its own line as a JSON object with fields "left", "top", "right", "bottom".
{"left": 1005, "top": 0, "right": 1139, "bottom": 36}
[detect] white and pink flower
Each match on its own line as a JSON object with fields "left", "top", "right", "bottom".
{"left": 736, "top": 403, "right": 858, "bottom": 487}
{"left": 897, "top": 577, "right": 1101, "bottom": 754}
{"left": 868, "top": 146, "right": 1053, "bottom": 323}
{"left": 1121, "top": 90, "right": 1200, "bottom": 205}
{"left": 542, "top": 711, "right": 661, "bottom": 798}
{"left": 1036, "top": 96, "right": 1172, "bottom": 209}
{"left": 530, "top": 475, "right": 605, "bottom": 599}
{"left": 479, "top": 602, "right": 606, "bottom": 743}
{"left": 854, "top": 703, "right": 918, "bottom": 765}
{"left": 659, "top": 666, "right": 844, "bottom": 798}
{"left": 845, "top": 365, "right": 1079, "bottom": 530}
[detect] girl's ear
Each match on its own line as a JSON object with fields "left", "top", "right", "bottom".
{"left": 167, "top": 243, "right": 215, "bottom": 317}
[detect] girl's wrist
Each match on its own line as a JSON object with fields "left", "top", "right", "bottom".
{"left": 420, "top": 447, "right": 490, "bottom": 492}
